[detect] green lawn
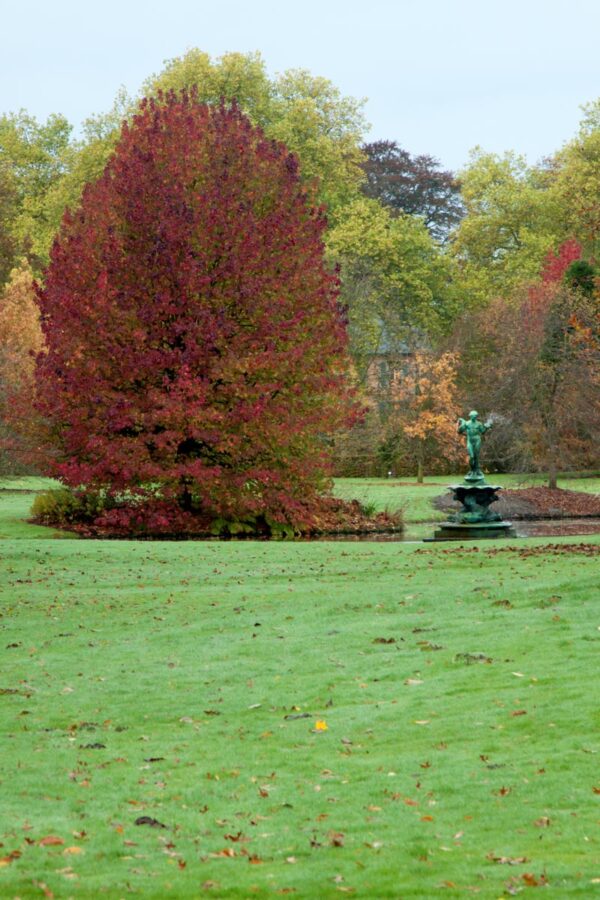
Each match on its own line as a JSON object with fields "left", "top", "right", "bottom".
{"left": 1, "top": 481, "right": 599, "bottom": 898}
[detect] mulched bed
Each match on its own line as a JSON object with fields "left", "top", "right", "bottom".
{"left": 302, "top": 498, "right": 403, "bottom": 536}
{"left": 434, "top": 486, "right": 600, "bottom": 520}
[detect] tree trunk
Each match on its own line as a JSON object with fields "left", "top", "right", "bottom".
{"left": 546, "top": 418, "right": 559, "bottom": 490}
{"left": 179, "top": 478, "right": 193, "bottom": 511}
{"left": 416, "top": 445, "right": 424, "bottom": 484}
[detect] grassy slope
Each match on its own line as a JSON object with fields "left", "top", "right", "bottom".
{"left": 0, "top": 483, "right": 599, "bottom": 899}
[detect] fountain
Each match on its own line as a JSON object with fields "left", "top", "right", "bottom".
{"left": 434, "top": 411, "right": 515, "bottom": 540}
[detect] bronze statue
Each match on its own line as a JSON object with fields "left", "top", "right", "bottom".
{"left": 433, "top": 407, "right": 513, "bottom": 538}
{"left": 457, "top": 410, "right": 492, "bottom": 481}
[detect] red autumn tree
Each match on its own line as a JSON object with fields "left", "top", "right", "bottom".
{"left": 455, "top": 240, "right": 599, "bottom": 487}
{"left": 35, "top": 92, "right": 356, "bottom": 534}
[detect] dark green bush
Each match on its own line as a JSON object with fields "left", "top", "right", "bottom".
{"left": 31, "top": 489, "right": 112, "bottom": 525}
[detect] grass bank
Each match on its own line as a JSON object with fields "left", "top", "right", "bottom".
{"left": 0, "top": 482, "right": 599, "bottom": 898}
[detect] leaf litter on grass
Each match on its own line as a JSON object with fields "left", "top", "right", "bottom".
{"left": 1, "top": 487, "right": 600, "bottom": 896}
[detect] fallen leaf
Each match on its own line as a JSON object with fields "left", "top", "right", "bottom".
{"left": 487, "top": 852, "right": 528, "bottom": 865}
{"left": 134, "top": 816, "right": 167, "bottom": 828}
{"left": 39, "top": 835, "right": 64, "bottom": 846}
{"left": 329, "top": 831, "right": 345, "bottom": 847}
{"left": 315, "top": 720, "right": 328, "bottom": 731}
{"left": 63, "top": 846, "right": 83, "bottom": 855}
{"left": 534, "top": 817, "right": 551, "bottom": 827}
{"left": 522, "top": 872, "right": 549, "bottom": 886}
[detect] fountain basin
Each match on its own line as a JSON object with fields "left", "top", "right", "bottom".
{"left": 432, "top": 480, "right": 515, "bottom": 540}
{"left": 433, "top": 520, "right": 515, "bottom": 540}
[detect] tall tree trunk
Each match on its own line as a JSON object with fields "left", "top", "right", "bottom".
{"left": 547, "top": 452, "right": 558, "bottom": 490}
{"left": 542, "top": 372, "right": 560, "bottom": 490}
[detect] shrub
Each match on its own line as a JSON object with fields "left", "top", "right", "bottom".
{"left": 31, "top": 488, "right": 111, "bottom": 525}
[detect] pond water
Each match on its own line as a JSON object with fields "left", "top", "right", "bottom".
{"left": 510, "top": 518, "right": 600, "bottom": 539}
{"left": 310, "top": 518, "right": 600, "bottom": 543}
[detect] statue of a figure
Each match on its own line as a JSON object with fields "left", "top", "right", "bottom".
{"left": 457, "top": 410, "right": 492, "bottom": 480}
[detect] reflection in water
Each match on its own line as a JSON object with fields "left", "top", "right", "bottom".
{"left": 307, "top": 518, "right": 600, "bottom": 542}
{"left": 512, "top": 518, "right": 600, "bottom": 538}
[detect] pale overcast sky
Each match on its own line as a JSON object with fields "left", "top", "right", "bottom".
{"left": 2, "top": 0, "right": 599, "bottom": 171}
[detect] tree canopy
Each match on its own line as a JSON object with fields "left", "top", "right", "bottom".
{"left": 362, "top": 140, "right": 464, "bottom": 241}
{"left": 327, "top": 197, "right": 459, "bottom": 378}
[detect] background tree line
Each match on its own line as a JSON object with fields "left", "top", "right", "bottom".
{"left": 0, "top": 49, "right": 598, "bottom": 483}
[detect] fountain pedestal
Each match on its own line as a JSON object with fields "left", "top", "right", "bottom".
{"left": 434, "top": 477, "right": 515, "bottom": 541}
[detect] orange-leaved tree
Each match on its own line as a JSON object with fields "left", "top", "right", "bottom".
{"left": 388, "top": 350, "right": 463, "bottom": 483}
{"left": 0, "top": 261, "right": 44, "bottom": 472}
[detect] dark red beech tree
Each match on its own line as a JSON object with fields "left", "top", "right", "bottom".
{"left": 35, "top": 92, "right": 356, "bottom": 534}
